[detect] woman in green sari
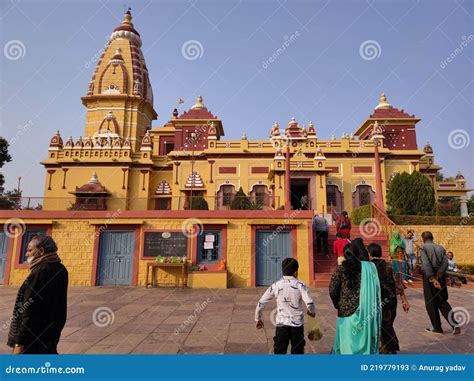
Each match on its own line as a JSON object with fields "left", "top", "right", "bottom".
{"left": 329, "top": 243, "right": 381, "bottom": 354}
{"left": 390, "top": 230, "right": 408, "bottom": 284}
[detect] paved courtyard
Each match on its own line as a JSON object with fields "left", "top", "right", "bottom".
{"left": 0, "top": 285, "right": 472, "bottom": 354}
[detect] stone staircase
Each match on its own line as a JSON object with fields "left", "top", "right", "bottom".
{"left": 313, "top": 225, "right": 422, "bottom": 287}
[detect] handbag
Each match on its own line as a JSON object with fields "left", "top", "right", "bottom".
{"left": 307, "top": 315, "right": 323, "bottom": 341}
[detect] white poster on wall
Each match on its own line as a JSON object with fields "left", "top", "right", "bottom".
{"left": 205, "top": 235, "right": 215, "bottom": 242}
{"left": 204, "top": 241, "right": 214, "bottom": 249}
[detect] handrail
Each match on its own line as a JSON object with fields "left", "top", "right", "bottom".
{"left": 369, "top": 203, "right": 423, "bottom": 256}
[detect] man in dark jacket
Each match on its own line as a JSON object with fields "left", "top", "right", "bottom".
{"left": 420, "top": 231, "right": 460, "bottom": 335}
{"left": 8, "top": 235, "right": 68, "bottom": 354}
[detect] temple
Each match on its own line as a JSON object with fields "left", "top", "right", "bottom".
{"left": 41, "top": 11, "right": 469, "bottom": 216}
{"left": 1, "top": 9, "right": 470, "bottom": 289}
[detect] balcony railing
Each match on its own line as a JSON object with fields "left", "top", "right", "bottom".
{"left": 0, "top": 195, "right": 284, "bottom": 211}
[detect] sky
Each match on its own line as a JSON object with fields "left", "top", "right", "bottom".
{"left": 0, "top": 0, "right": 473, "bottom": 197}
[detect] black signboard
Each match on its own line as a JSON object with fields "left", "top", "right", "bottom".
{"left": 143, "top": 231, "right": 188, "bottom": 257}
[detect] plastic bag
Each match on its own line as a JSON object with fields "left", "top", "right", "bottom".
{"left": 307, "top": 315, "right": 323, "bottom": 341}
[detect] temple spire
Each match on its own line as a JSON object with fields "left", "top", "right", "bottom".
{"left": 375, "top": 93, "right": 392, "bottom": 110}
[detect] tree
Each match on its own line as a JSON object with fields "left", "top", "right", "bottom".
{"left": 437, "top": 197, "right": 460, "bottom": 216}
{"left": 190, "top": 196, "right": 209, "bottom": 210}
{"left": 387, "top": 171, "right": 435, "bottom": 215}
{"left": 467, "top": 194, "right": 474, "bottom": 214}
{"left": 230, "top": 187, "right": 251, "bottom": 210}
{"left": 0, "top": 189, "right": 22, "bottom": 210}
{"left": 0, "top": 137, "right": 12, "bottom": 191}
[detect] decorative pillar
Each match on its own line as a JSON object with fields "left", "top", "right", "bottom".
{"left": 47, "top": 170, "right": 56, "bottom": 191}
{"left": 460, "top": 196, "right": 468, "bottom": 217}
{"left": 62, "top": 168, "right": 69, "bottom": 189}
{"left": 285, "top": 142, "right": 291, "bottom": 210}
{"left": 208, "top": 160, "right": 215, "bottom": 183}
{"left": 373, "top": 143, "right": 384, "bottom": 211}
{"left": 121, "top": 168, "right": 128, "bottom": 190}
{"left": 371, "top": 122, "right": 385, "bottom": 212}
{"left": 174, "top": 162, "right": 180, "bottom": 185}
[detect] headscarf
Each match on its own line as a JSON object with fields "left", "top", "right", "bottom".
{"left": 389, "top": 230, "right": 404, "bottom": 255}
{"left": 351, "top": 238, "right": 369, "bottom": 262}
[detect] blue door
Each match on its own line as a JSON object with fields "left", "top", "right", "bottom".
{"left": 97, "top": 231, "right": 134, "bottom": 286}
{"left": 0, "top": 232, "right": 8, "bottom": 284}
{"left": 256, "top": 230, "right": 292, "bottom": 286}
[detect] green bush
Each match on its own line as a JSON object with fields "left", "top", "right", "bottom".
{"left": 351, "top": 205, "right": 371, "bottom": 225}
{"left": 390, "top": 215, "right": 474, "bottom": 225}
{"left": 230, "top": 187, "right": 251, "bottom": 210}
{"left": 190, "top": 196, "right": 209, "bottom": 210}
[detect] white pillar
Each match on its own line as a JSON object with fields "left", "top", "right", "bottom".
{"left": 460, "top": 196, "right": 468, "bottom": 217}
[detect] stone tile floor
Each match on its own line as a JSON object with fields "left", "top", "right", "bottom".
{"left": 0, "top": 286, "right": 472, "bottom": 354}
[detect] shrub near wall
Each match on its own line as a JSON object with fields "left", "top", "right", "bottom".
{"left": 351, "top": 205, "right": 370, "bottom": 226}
{"left": 392, "top": 214, "right": 474, "bottom": 226}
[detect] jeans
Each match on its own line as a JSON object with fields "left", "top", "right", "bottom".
{"left": 406, "top": 254, "right": 417, "bottom": 280}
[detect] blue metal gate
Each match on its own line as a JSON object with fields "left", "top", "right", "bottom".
{"left": 0, "top": 232, "right": 8, "bottom": 284}
{"left": 256, "top": 230, "right": 292, "bottom": 286}
{"left": 97, "top": 231, "right": 134, "bottom": 286}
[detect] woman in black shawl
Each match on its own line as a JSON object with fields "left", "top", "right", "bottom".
{"left": 368, "top": 242, "right": 410, "bottom": 354}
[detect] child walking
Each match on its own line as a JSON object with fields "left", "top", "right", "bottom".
{"left": 333, "top": 232, "right": 350, "bottom": 265}
{"left": 255, "top": 258, "right": 316, "bottom": 354}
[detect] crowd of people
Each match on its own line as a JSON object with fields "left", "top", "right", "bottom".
{"left": 5, "top": 221, "right": 466, "bottom": 356}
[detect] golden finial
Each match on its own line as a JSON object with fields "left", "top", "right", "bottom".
{"left": 375, "top": 93, "right": 392, "bottom": 110}
{"left": 123, "top": 7, "right": 132, "bottom": 24}
{"left": 191, "top": 95, "right": 204, "bottom": 109}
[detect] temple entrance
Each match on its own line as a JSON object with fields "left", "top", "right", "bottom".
{"left": 290, "top": 179, "right": 310, "bottom": 210}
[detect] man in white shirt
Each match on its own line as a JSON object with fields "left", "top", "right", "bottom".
{"left": 255, "top": 258, "right": 316, "bottom": 354}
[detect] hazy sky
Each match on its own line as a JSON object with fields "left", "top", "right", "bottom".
{"left": 1, "top": 0, "right": 473, "bottom": 196}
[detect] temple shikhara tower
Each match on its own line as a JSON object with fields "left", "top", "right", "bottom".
{"left": 40, "top": 9, "right": 469, "bottom": 216}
